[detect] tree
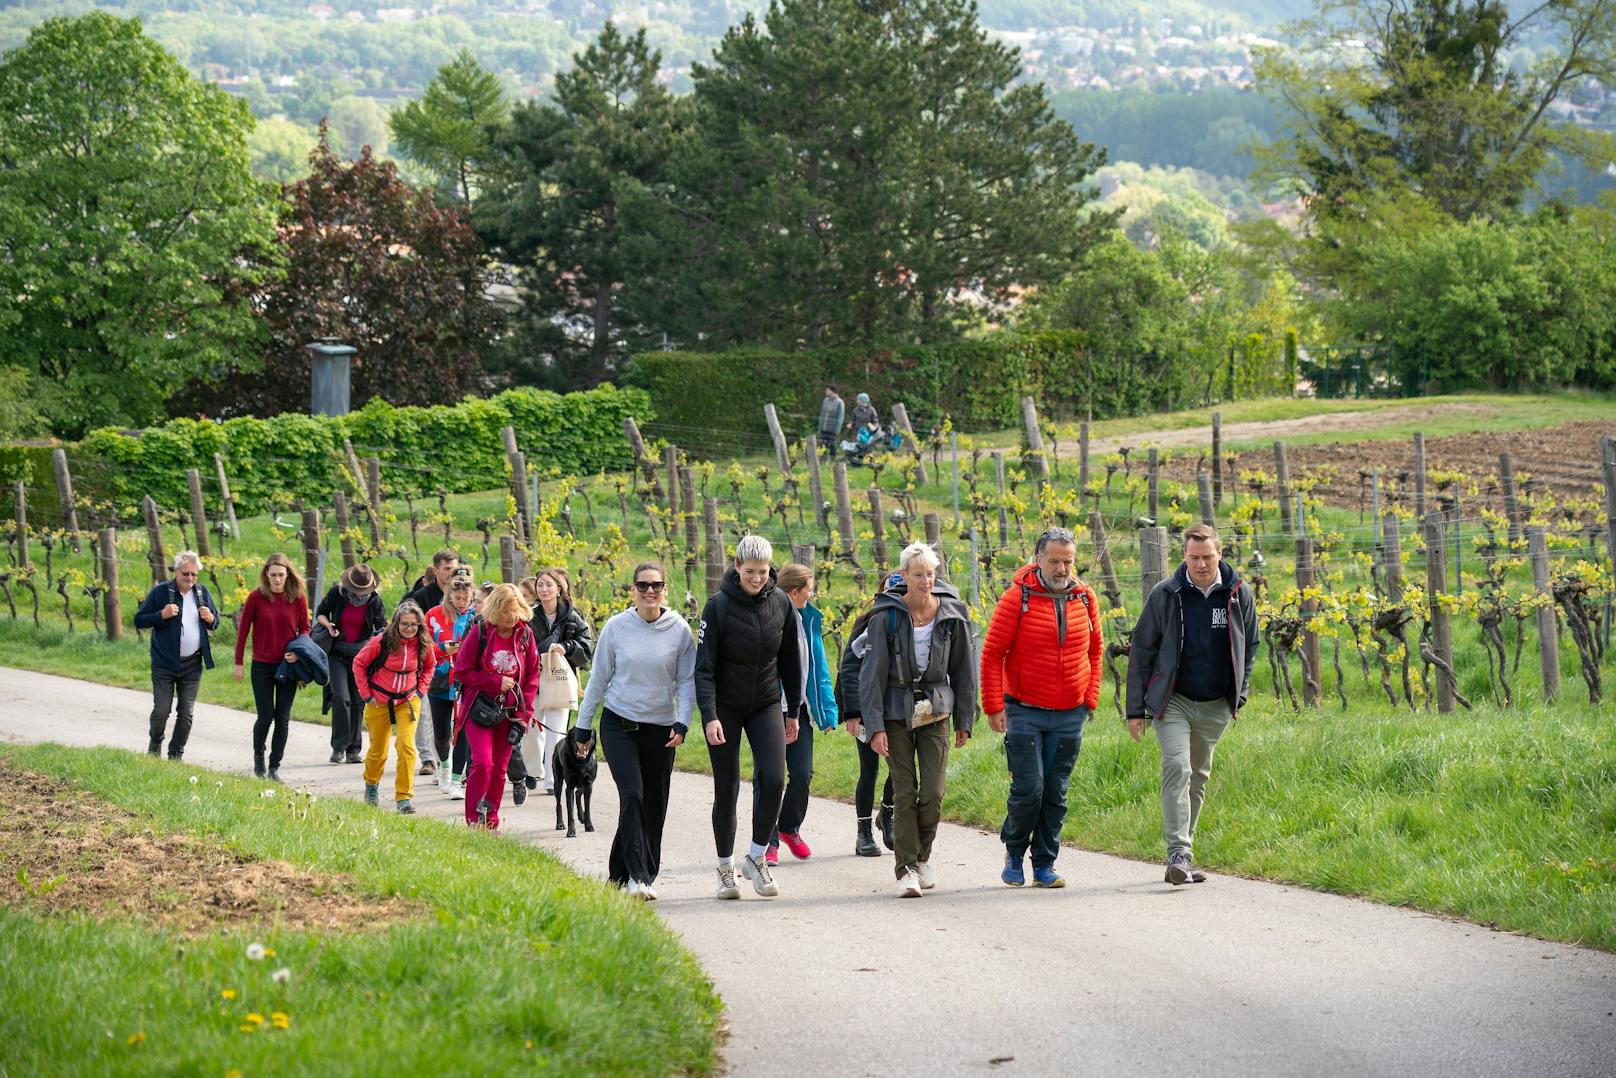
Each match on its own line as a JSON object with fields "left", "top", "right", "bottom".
{"left": 1254, "top": 0, "right": 1616, "bottom": 223}
{"left": 248, "top": 116, "right": 320, "bottom": 184}
{"left": 0, "top": 13, "right": 279, "bottom": 436}
{"left": 389, "top": 49, "right": 510, "bottom": 205}
{"left": 326, "top": 94, "right": 392, "bottom": 161}
{"left": 477, "top": 25, "right": 687, "bottom": 388}
{"left": 177, "top": 129, "right": 501, "bottom": 418}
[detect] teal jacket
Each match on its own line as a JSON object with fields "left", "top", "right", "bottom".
{"left": 799, "top": 601, "right": 840, "bottom": 731}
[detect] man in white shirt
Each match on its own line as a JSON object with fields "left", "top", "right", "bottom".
{"left": 133, "top": 551, "right": 219, "bottom": 760}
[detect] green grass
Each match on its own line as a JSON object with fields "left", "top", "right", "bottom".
{"left": 0, "top": 743, "right": 721, "bottom": 1076}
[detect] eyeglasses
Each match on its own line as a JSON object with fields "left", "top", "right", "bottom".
{"left": 633, "top": 581, "right": 666, "bottom": 593}
{"left": 176, "top": 570, "right": 199, "bottom": 578}
{"left": 399, "top": 621, "right": 421, "bottom": 631}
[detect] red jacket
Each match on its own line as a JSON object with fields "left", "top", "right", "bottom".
{"left": 452, "top": 619, "right": 540, "bottom": 734}
{"left": 979, "top": 564, "right": 1103, "bottom": 715}
{"left": 352, "top": 634, "right": 435, "bottom": 703}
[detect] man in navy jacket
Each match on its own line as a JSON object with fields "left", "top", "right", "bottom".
{"left": 133, "top": 551, "right": 220, "bottom": 760}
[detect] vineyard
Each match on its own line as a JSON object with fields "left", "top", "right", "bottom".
{"left": 2, "top": 401, "right": 1613, "bottom": 722}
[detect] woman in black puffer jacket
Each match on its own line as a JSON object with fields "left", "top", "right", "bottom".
{"left": 508, "top": 569, "right": 595, "bottom": 804}
{"left": 696, "top": 534, "right": 804, "bottom": 901}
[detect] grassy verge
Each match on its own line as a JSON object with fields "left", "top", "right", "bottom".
{"left": 0, "top": 743, "right": 720, "bottom": 1076}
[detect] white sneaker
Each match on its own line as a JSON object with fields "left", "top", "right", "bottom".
{"left": 916, "top": 862, "right": 937, "bottom": 890}
{"left": 640, "top": 882, "right": 658, "bottom": 902}
{"left": 740, "top": 853, "right": 780, "bottom": 897}
{"left": 447, "top": 779, "right": 465, "bottom": 801}
{"left": 437, "top": 770, "right": 452, "bottom": 796}
{"left": 627, "top": 879, "right": 641, "bottom": 899}
{"left": 715, "top": 864, "right": 741, "bottom": 900}
{"left": 898, "top": 869, "right": 923, "bottom": 898}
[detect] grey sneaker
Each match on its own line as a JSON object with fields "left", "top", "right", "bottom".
{"left": 915, "top": 862, "right": 937, "bottom": 890}
{"left": 397, "top": 799, "right": 416, "bottom": 815}
{"left": 715, "top": 864, "right": 741, "bottom": 900}
{"left": 1165, "top": 852, "right": 1192, "bottom": 886}
{"left": 739, "top": 854, "right": 780, "bottom": 897}
{"left": 364, "top": 783, "right": 379, "bottom": 806}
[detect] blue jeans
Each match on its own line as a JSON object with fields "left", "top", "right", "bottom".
{"left": 999, "top": 699, "right": 1087, "bottom": 869}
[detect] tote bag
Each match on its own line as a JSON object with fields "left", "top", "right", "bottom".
{"left": 537, "top": 650, "right": 580, "bottom": 712}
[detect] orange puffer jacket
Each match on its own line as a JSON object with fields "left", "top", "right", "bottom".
{"left": 979, "top": 564, "right": 1102, "bottom": 715}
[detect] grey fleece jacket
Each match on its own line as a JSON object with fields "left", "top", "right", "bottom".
{"left": 857, "top": 580, "right": 979, "bottom": 737}
{"left": 575, "top": 607, "right": 697, "bottom": 736}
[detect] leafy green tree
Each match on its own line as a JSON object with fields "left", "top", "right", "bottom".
{"left": 389, "top": 48, "right": 510, "bottom": 205}
{"left": 326, "top": 94, "right": 391, "bottom": 161}
{"left": 0, "top": 13, "right": 279, "bottom": 436}
{"left": 248, "top": 115, "right": 320, "bottom": 183}
{"left": 478, "top": 24, "right": 688, "bottom": 388}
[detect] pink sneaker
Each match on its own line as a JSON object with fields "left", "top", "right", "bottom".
{"left": 765, "top": 845, "right": 780, "bottom": 866}
{"left": 779, "top": 831, "right": 812, "bottom": 860}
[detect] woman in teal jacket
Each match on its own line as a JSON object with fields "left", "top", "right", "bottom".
{"left": 762, "top": 562, "right": 839, "bottom": 863}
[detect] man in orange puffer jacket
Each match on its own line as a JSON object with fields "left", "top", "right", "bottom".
{"left": 980, "top": 527, "right": 1103, "bottom": 889}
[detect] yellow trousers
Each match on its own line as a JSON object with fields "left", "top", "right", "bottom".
{"left": 363, "top": 698, "right": 419, "bottom": 802}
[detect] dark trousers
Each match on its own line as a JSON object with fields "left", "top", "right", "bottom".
{"left": 250, "top": 661, "right": 299, "bottom": 768}
{"left": 600, "top": 709, "right": 676, "bottom": 886}
{"left": 148, "top": 653, "right": 203, "bottom": 758}
{"left": 427, "top": 695, "right": 455, "bottom": 764}
{"left": 855, "top": 733, "right": 894, "bottom": 818}
{"left": 999, "top": 700, "right": 1086, "bottom": 869}
{"left": 327, "top": 661, "right": 364, "bottom": 754}
{"left": 756, "top": 719, "right": 814, "bottom": 842}
{"left": 507, "top": 741, "right": 529, "bottom": 786}
{"left": 707, "top": 702, "right": 787, "bottom": 858}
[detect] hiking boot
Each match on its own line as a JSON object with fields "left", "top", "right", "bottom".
{"left": 1001, "top": 851, "right": 1025, "bottom": 887}
{"left": 330, "top": 750, "right": 344, "bottom": 764}
{"left": 740, "top": 854, "right": 780, "bottom": 897}
{"left": 418, "top": 760, "right": 435, "bottom": 777}
{"left": 855, "top": 819, "right": 880, "bottom": 857}
{"left": 1032, "top": 865, "right": 1065, "bottom": 889}
{"left": 897, "top": 869, "right": 923, "bottom": 898}
{"left": 1191, "top": 866, "right": 1208, "bottom": 884}
{"left": 915, "top": 862, "right": 937, "bottom": 890}
{"left": 779, "top": 831, "right": 812, "bottom": 860}
{"left": 364, "top": 783, "right": 379, "bottom": 806}
{"left": 476, "top": 798, "right": 491, "bottom": 827}
{"left": 1165, "top": 852, "right": 1192, "bottom": 886}
{"left": 345, "top": 749, "right": 363, "bottom": 765}
{"left": 397, "top": 799, "right": 416, "bottom": 815}
{"left": 266, "top": 767, "right": 282, "bottom": 783}
{"left": 253, "top": 752, "right": 266, "bottom": 779}
{"left": 512, "top": 780, "right": 527, "bottom": 806}
{"left": 715, "top": 864, "right": 741, "bottom": 900}
{"left": 877, "top": 803, "right": 894, "bottom": 850}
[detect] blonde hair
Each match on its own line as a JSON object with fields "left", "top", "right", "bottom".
{"left": 480, "top": 583, "right": 533, "bottom": 627}
{"left": 778, "top": 563, "right": 814, "bottom": 593}
{"left": 898, "top": 541, "right": 940, "bottom": 573}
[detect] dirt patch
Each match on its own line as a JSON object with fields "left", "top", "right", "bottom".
{"left": 1087, "top": 401, "right": 1500, "bottom": 455}
{"left": 0, "top": 761, "right": 425, "bottom": 935}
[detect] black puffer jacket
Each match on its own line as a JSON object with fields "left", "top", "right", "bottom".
{"left": 529, "top": 600, "right": 595, "bottom": 671}
{"left": 694, "top": 567, "right": 805, "bottom": 725}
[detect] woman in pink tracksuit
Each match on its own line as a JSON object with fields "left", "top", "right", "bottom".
{"left": 453, "top": 583, "right": 540, "bottom": 829}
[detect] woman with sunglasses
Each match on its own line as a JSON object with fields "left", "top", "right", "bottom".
{"left": 573, "top": 562, "right": 695, "bottom": 899}
{"left": 352, "top": 600, "right": 437, "bottom": 814}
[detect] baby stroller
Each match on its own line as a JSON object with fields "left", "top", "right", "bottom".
{"left": 840, "top": 421, "right": 904, "bottom": 463}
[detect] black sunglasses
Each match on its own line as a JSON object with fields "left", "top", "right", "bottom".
{"left": 633, "top": 580, "right": 667, "bottom": 593}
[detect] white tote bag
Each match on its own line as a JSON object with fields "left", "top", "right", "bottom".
{"left": 537, "top": 650, "right": 580, "bottom": 712}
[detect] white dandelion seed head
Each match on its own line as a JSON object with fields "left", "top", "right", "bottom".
{"left": 189, "top": 775, "right": 199, "bottom": 785}
{"left": 271, "top": 968, "right": 291, "bottom": 984}
{"left": 246, "top": 943, "right": 266, "bottom": 961}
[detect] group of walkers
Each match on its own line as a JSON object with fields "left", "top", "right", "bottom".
{"left": 139, "top": 518, "right": 1258, "bottom": 899}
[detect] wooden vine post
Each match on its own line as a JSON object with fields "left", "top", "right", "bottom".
{"left": 1274, "top": 441, "right": 1293, "bottom": 536}
{"left": 1295, "top": 535, "right": 1320, "bottom": 706}
{"left": 623, "top": 417, "right": 665, "bottom": 501}
{"left": 889, "top": 402, "right": 929, "bottom": 485}
{"left": 509, "top": 450, "right": 532, "bottom": 546}
{"left": 11, "top": 482, "right": 27, "bottom": 569}
{"left": 1210, "top": 411, "right": 1222, "bottom": 505}
{"left": 868, "top": 488, "right": 887, "bottom": 574}
{"left": 1020, "top": 396, "right": 1050, "bottom": 482}
{"left": 1078, "top": 421, "right": 1091, "bottom": 503}
{"left": 1423, "top": 512, "right": 1455, "bottom": 713}
{"left": 301, "top": 509, "right": 322, "bottom": 596}
{"left": 1138, "top": 524, "right": 1167, "bottom": 603}
{"left": 214, "top": 453, "right": 241, "bottom": 540}
{"left": 186, "top": 468, "right": 211, "bottom": 557}
{"left": 51, "top": 449, "right": 81, "bottom": 550}
{"left": 332, "top": 492, "right": 357, "bottom": 568}
{"left": 703, "top": 497, "right": 724, "bottom": 596}
{"left": 1198, "top": 472, "right": 1216, "bottom": 528}
{"left": 99, "top": 527, "right": 121, "bottom": 641}
{"left": 833, "top": 461, "right": 857, "bottom": 560}
{"left": 805, "top": 437, "right": 829, "bottom": 531}
{"left": 1412, "top": 432, "right": 1427, "bottom": 520}
{"left": 1498, "top": 452, "right": 1524, "bottom": 548}
{"left": 366, "top": 458, "right": 383, "bottom": 548}
{"left": 1146, "top": 448, "right": 1160, "bottom": 523}
{"left": 142, "top": 495, "right": 167, "bottom": 583}
{"left": 1527, "top": 525, "right": 1561, "bottom": 702}
{"left": 763, "top": 403, "right": 792, "bottom": 476}
{"left": 1090, "top": 510, "right": 1122, "bottom": 609}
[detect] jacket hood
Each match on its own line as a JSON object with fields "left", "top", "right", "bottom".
{"left": 1170, "top": 559, "right": 1239, "bottom": 593}
{"left": 872, "top": 578, "right": 969, "bottom": 623}
{"left": 799, "top": 601, "right": 823, "bottom": 630}
{"left": 721, "top": 565, "right": 779, "bottom": 605}
{"left": 619, "top": 606, "right": 688, "bottom": 633}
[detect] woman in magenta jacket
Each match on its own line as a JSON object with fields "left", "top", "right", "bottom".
{"left": 453, "top": 583, "right": 541, "bottom": 829}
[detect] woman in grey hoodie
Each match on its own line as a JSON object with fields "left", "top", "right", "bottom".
{"left": 573, "top": 560, "right": 696, "bottom": 901}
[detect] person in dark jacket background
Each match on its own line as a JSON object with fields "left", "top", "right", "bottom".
{"left": 315, "top": 564, "right": 387, "bottom": 765}
{"left": 1125, "top": 524, "right": 1259, "bottom": 886}
{"left": 696, "top": 534, "right": 805, "bottom": 900}
{"left": 133, "top": 551, "right": 220, "bottom": 761}
{"left": 508, "top": 568, "right": 595, "bottom": 802}
{"left": 405, "top": 548, "right": 460, "bottom": 625}
{"left": 837, "top": 599, "right": 896, "bottom": 858}
{"left": 859, "top": 543, "right": 978, "bottom": 898}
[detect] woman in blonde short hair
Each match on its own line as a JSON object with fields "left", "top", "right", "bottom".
{"left": 452, "top": 583, "right": 540, "bottom": 829}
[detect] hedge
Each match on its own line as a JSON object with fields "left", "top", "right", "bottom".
{"left": 57, "top": 385, "right": 652, "bottom": 517}
{"left": 623, "top": 333, "right": 1094, "bottom": 455}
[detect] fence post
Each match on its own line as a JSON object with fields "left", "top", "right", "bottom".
{"left": 213, "top": 453, "right": 241, "bottom": 541}
{"left": 1296, "top": 535, "right": 1320, "bottom": 706}
{"left": 833, "top": 461, "right": 856, "bottom": 559}
{"left": 1147, "top": 448, "right": 1160, "bottom": 523}
{"left": 499, "top": 535, "right": 517, "bottom": 584}
{"left": 790, "top": 543, "right": 816, "bottom": 568}
{"left": 51, "top": 449, "right": 81, "bottom": 550}
{"left": 509, "top": 450, "right": 532, "bottom": 545}
{"left": 968, "top": 526, "right": 981, "bottom": 608}
{"left": 1424, "top": 512, "right": 1454, "bottom": 713}
{"left": 186, "top": 468, "right": 212, "bottom": 557}
{"left": 1211, "top": 411, "right": 1222, "bottom": 505}
{"left": 805, "top": 437, "right": 828, "bottom": 531}
{"left": 1527, "top": 524, "right": 1561, "bottom": 702}
{"left": 868, "top": 488, "right": 887, "bottom": 574}
{"left": 990, "top": 450, "right": 1010, "bottom": 548}
{"left": 1274, "top": 441, "right": 1293, "bottom": 536}
{"left": 1382, "top": 515, "right": 1403, "bottom": 604}
{"left": 664, "top": 445, "right": 681, "bottom": 519}
{"left": 366, "top": 457, "right": 384, "bottom": 549}
{"left": 1020, "top": 396, "right": 1050, "bottom": 482}
{"left": 1198, "top": 472, "right": 1216, "bottom": 528}
{"left": 924, "top": 512, "right": 943, "bottom": 573}
{"left": 1139, "top": 524, "right": 1166, "bottom": 603}
{"left": 141, "top": 495, "right": 167, "bottom": 583}
{"left": 890, "top": 402, "right": 929, "bottom": 485}
{"left": 951, "top": 432, "right": 961, "bottom": 529}
{"left": 680, "top": 466, "right": 699, "bottom": 558}
{"left": 344, "top": 438, "right": 371, "bottom": 506}
{"left": 301, "top": 509, "right": 322, "bottom": 596}
{"left": 703, "top": 497, "right": 724, "bottom": 596}
{"left": 1413, "top": 432, "right": 1427, "bottom": 520}
{"left": 332, "top": 492, "right": 357, "bottom": 568}
{"left": 763, "top": 403, "right": 792, "bottom": 476}
{"left": 1602, "top": 435, "right": 1616, "bottom": 648}
{"left": 1078, "top": 421, "right": 1091, "bottom": 504}
{"left": 623, "top": 416, "right": 665, "bottom": 501}
{"left": 11, "top": 482, "right": 27, "bottom": 569}
{"left": 99, "top": 527, "right": 122, "bottom": 640}
{"left": 1090, "top": 510, "right": 1122, "bottom": 609}
{"left": 1498, "top": 452, "right": 1523, "bottom": 548}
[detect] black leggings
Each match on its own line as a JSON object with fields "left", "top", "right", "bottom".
{"left": 600, "top": 708, "right": 676, "bottom": 885}
{"left": 707, "top": 702, "right": 787, "bottom": 858}
{"left": 757, "top": 720, "right": 814, "bottom": 841}
{"left": 250, "top": 661, "right": 299, "bottom": 768}
{"left": 855, "top": 733, "right": 894, "bottom": 818}
{"left": 428, "top": 695, "right": 455, "bottom": 765}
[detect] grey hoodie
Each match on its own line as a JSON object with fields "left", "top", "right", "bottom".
{"left": 857, "top": 579, "right": 979, "bottom": 737}
{"left": 575, "top": 606, "right": 697, "bottom": 735}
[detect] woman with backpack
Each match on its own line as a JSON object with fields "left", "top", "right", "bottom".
{"left": 695, "top": 534, "right": 806, "bottom": 900}
{"left": 760, "top": 562, "right": 838, "bottom": 865}
{"left": 352, "top": 600, "right": 437, "bottom": 814}
{"left": 315, "top": 564, "right": 387, "bottom": 765}
{"left": 233, "top": 553, "right": 310, "bottom": 782}
{"left": 509, "top": 568, "right": 595, "bottom": 803}
{"left": 425, "top": 569, "right": 477, "bottom": 799}
{"left": 837, "top": 575, "right": 900, "bottom": 858}
{"left": 858, "top": 542, "right": 979, "bottom": 897}
{"left": 453, "top": 583, "right": 541, "bottom": 830}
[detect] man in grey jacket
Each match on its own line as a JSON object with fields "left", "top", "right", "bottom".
{"left": 817, "top": 385, "right": 845, "bottom": 452}
{"left": 1125, "top": 524, "right": 1258, "bottom": 885}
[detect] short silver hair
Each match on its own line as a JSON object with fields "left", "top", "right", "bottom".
{"left": 735, "top": 534, "right": 774, "bottom": 565}
{"left": 1035, "top": 527, "right": 1077, "bottom": 555}
{"left": 172, "top": 551, "right": 203, "bottom": 572}
{"left": 898, "top": 541, "right": 939, "bottom": 573}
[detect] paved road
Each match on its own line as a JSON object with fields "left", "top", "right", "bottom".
{"left": 4, "top": 667, "right": 1613, "bottom": 1076}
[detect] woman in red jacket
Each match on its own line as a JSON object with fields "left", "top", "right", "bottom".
{"left": 353, "top": 601, "right": 437, "bottom": 814}
{"left": 233, "top": 553, "right": 310, "bottom": 782}
{"left": 453, "top": 583, "right": 540, "bottom": 830}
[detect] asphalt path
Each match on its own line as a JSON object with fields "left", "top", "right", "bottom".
{"left": 3, "top": 667, "right": 1613, "bottom": 1076}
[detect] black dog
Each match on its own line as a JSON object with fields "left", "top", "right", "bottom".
{"left": 552, "top": 731, "right": 597, "bottom": 837}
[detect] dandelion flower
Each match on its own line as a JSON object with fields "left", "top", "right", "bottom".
{"left": 189, "top": 775, "right": 199, "bottom": 785}
{"left": 245, "top": 943, "right": 266, "bottom": 961}
{"left": 220, "top": 988, "right": 237, "bottom": 1001}
{"left": 127, "top": 1031, "right": 147, "bottom": 1046}
{"left": 271, "top": 968, "right": 290, "bottom": 984}
{"left": 238, "top": 1024, "right": 257, "bottom": 1034}
{"left": 263, "top": 947, "right": 276, "bottom": 957}
{"left": 270, "top": 1012, "right": 290, "bottom": 1029}
{"left": 227, "top": 1070, "right": 243, "bottom": 1078}
{"left": 246, "top": 1013, "right": 265, "bottom": 1025}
